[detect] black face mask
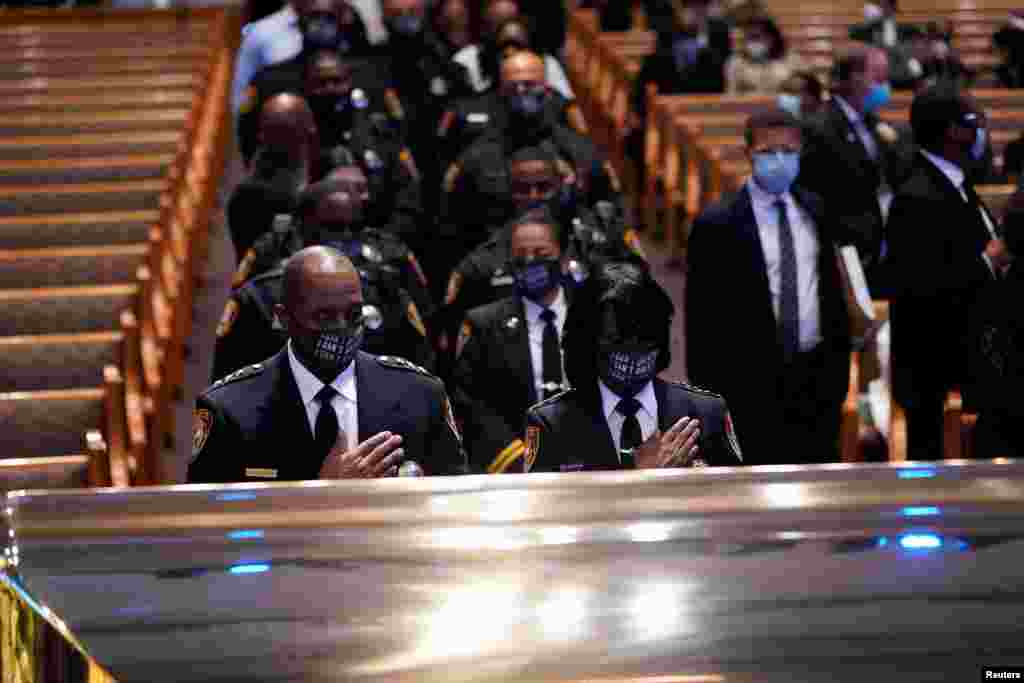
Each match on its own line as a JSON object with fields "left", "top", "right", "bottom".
{"left": 302, "top": 217, "right": 365, "bottom": 247}
{"left": 512, "top": 256, "right": 561, "bottom": 302}
{"left": 303, "top": 14, "right": 353, "bottom": 53}
{"left": 290, "top": 316, "right": 365, "bottom": 379}
{"left": 506, "top": 87, "right": 547, "bottom": 120}
{"left": 388, "top": 13, "right": 425, "bottom": 39}
{"left": 251, "top": 148, "right": 309, "bottom": 193}
{"left": 597, "top": 343, "right": 660, "bottom": 397}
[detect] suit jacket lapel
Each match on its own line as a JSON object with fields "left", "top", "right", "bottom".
{"left": 918, "top": 154, "right": 992, "bottom": 245}
{"left": 830, "top": 101, "right": 875, "bottom": 171}
{"left": 267, "top": 350, "right": 318, "bottom": 474}
{"left": 504, "top": 298, "right": 537, "bottom": 406}
{"left": 736, "top": 188, "right": 775, "bottom": 322}
{"left": 355, "top": 351, "right": 400, "bottom": 443}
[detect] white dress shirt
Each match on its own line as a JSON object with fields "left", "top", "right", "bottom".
{"left": 834, "top": 95, "right": 894, "bottom": 219}
{"left": 599, "top": 379, "right": 659, "bottom": 458}
{"left": 523, "top": 287, "right": 568, "bottom": 399}
{"left": 747, "top": 179, "right": 823, "bottom": 351}
{"left": 920, "top": 149, "right": 999, "bottom": 275}
{"left": 287, "top": 341, "right": 358, "bottom": 451}
{"left": 453, "top": 44, "right": 575, "bottom": 99}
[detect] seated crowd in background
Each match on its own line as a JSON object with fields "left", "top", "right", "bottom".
{"left": 194, "top": 0, "right": 1023, "bottom": 483}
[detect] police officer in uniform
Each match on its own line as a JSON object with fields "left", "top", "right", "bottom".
{"left": 524, "top": 260, "right": 743, "bottom": 473}
{"left": 191, "top": 247, "right": 466, "bottom": 483}
{"left": 228, "top": 93, "right": 319, "bottom": 257}
{"left": 452, "top": 210, "right": 573, "bottom": 473}
{"left": 303, "top": 50, "right": 425, "bottom": 243}
{"left": 214, "top": 174, "right": 436, "bottom": 381}
{"left": 440, "top": 146, "right": 642, "bottom": 362}
{"left": 440, "top": 51, "right": 624, "bottom": 263}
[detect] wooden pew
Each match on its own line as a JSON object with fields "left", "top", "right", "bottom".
{"left": 0, "top": 154, "right": 172, "bottom": 185}
{"left": 0, "top": 245, "right": 149, "bottom": 289}
{"left": 0, "top": 331, "right": 122, "bottom": 392}
{"left": 0, "top": 131, "right": 182, "bottom": 161}
{"left": 0, "top": 210, "right": 159, "bottom": 249}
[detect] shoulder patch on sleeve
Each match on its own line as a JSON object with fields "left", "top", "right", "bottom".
{"left": 566, "top": 103, "right": 589, "bottom": 135}
{"left": 455, "top": 320, "right": 473, "bottom": 359}
{"left": 210, "top": 363, "right": 266, "bottom": 390}
{"left": 623, "top": 228, "right": 647, "bottom": 259}
{"left": 192, "top": 408, "right": 212, "bottom": 458}
{"left": 444, "top": 270, "right": 464, "bottom": 305}
{"left": 407, "top": 252, "right": 428, "bottom": 287}
{"left": 239, "top": 86, "right": 258, "bottom": 115}
{"left": 384, "top": 89, "right": 405, "bottom": 120}
{"left": 406, "top": 301, "right": 427, "bottom": 337}
{"left": 232, "top": 248, "right": 257, "bottom": 288}
{"left": 725, "top": 410, "right": 744, "bottom": 463}
{"left": 398, "top": 147, "right": 421, "bottom": 181}
{"left": 604, "top": 161, "right": 622, "bottom": 193}
{"left": 437, "top": 109, "right": 456, "bottom": 137}
{"left": 670, "top": 380, "right": 725, "bottom": 399}
{"left": 216, "top": 298, "right": 240, "bottom": 338}
{"left": 524, "top": 425, "right": 540, "bottom": 472}
{"left": 443, "top": 162, "right": 463, "bottom": 194}
{"left": 488, "top": 438, "right": 526, "bottom": 474}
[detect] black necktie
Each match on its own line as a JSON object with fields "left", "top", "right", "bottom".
{"left": 540, "top": 308, "right": 562, "bottom": 399}
{"left": 776, "top": 199, "right": 800, "bottom": 363}
{"left": 616, "top": 397, "right": 642, "bottom": 468}
{"left": 314, "top": 384, "right": 340, "bottom": 458}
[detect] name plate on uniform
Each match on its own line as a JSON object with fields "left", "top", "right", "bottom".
{"left": 245, "top": 468, "right": 278, "bottom": 479}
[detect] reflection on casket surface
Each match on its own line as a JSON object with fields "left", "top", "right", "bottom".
{"left": 5, "top": 461, "right": 1024, "bottom": 682}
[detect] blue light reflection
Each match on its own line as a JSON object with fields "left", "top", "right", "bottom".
{"left": 228, "top": 563, "right": 270, "bottom": 575}
{"left": 901, "top": 506, "right": 940, "bottom": 517}
{"left": 227, "top": 529, "right": 265, "bottom": 540}
{"left": 897, "top": 469, "right": 936, "bottom": 480}
{"left": 898, "top": 533, "right": 943, "bottom": 550}
{"left": 216, "top": 492, "right": 257, "bottom": 502}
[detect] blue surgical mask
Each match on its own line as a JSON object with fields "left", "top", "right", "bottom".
{"left": 752, "top": 151, "right": 800, "bottom": 195}
{"left": 862, "top": 82, "right": 891, "bottom": 115}
{"left": 777, "top": 93, "right": 802, "bottom": 119}
{"left": 970, "top": 127, "right": 988, "bottom": 161}
{"left": 389, "top": 13, "right": 424, "bottom": 37}
{"left": 512, "top": 257, "right": 561, "bottom": 302}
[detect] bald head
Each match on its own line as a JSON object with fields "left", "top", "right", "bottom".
{"left": 484, "top": 0, "right": 519, "bottom": 34}
{"left": 501, "top": 50, "right": 545, "bottom": 85}
{"left": 258, "top": 93, "right": 318, "bottom": 155}
{"left": 281, "top": 246, "right": 361, "bottom": 314}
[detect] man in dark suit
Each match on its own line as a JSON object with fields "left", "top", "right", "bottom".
{"left": 887, "top": 85, "right": 1012, "bottom": 461}
{"left": 799, "top": 46, "right": 915, "bottom": 292}
{"left": 189, "top": 246, "right": 466, "bottom": 483}
{"left": 525, "top": 261, "right": 743, "bottom": 473}
{"left": 452, "top": 209, "right": 571, "bottom": 473}
{"left": 687, "top": 109, "right": 851, "bottom": 465}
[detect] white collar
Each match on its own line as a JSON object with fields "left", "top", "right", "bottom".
{"left": 833, "top": 95, "right": 864, "bottom": 126}
{"left": 920, "top": 149, "right": 966, "bottom": 190}
{"left": 746, "top": 177, "right": 794, "bottom": 207}
{"left": 599, "top": 379, "right": 657, "bottom": 422}
{"left": 523, "top": 287, "right": 567, "bottom": 326}
{"left": 287, "top": 340, "right": 357, "bottom": 408}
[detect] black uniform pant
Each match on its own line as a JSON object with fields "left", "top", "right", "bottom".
{"left": 902, "top": 386, "right": 946, "bottom": 462}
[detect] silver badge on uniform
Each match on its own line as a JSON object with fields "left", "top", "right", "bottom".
{"left": 363, "top": 149, "right": 384, "bottom": 170}
{"left": 351, "top": 88, "right": 369, "bottom": 110}
{"left": 467, "top": 112, "right": 489, "bottom": 124}
{"left": 362, "top": 304, "right": 383, "bottom": 331}
{"left": 361, "top": 243, "right": 383, "bottom": 263}
{"left": 505, "top": 316, "right": 521, "bottom": 330}
{"left": 430, "top": 77, "right": 448, "bottom": 97}
{"left": 568, "top": 259, "right": 587, "bottom": 284}
{"left": 491, "top": 274, "right": 515, "bottom": 287}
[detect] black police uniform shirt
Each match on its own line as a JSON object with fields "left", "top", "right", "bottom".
{"left": 213, "top": 261, "right": 436, "bottom": 382}
{"left": 436, "top": 90, "right": 586, "bottom": 168}
{"left": 236, "top": 55, "right": 395, "bottom": 165}
{"left": 231, "top": 218, "right": 435, "bottom": 326}
{"left": 523, "top": 378, "right": 743, "bottom": 473}
{"left": 189, "top": 349, "right": 467, "bottom": 483}
{"left": 451, "top": 289, "right": 568, "bottom": 473}
{"left": 440, "top": 123, "right": 625, "bottom": 257}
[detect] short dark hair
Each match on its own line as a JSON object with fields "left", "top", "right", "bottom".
{"left": 293, "top": 177, "right": 357, "bottom": 222}
{"left": 910, "top": 82, "right": 974, "bottom": 151}
{"left": 562, "top": 260, "right": 672, "bottom": 390}
{"left": 744, "top": 109, "right": 802, "bottom": 147}
{"left": 506, "top": 145, "right": 558, "bottom": 175}
{"left": 831, "top": 48, "right": 870, "bottom": 86}
{"left": 507, "top": 206, "right": 569, "bottom": 253}
{"left": 742, "top": 15, "right": 787, "bottom": 60}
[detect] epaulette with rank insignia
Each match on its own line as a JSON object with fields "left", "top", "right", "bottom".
{"left": 528, "top": 388, "right": 573, "bottom": 414}
{"left": 669, "top": 380, "right": 724, "bottom": 399}
{"left": 207, "top": 363, "right": 266, "bottom": 391}
{"left": 376, "top": 355, "right": 436, "bottom": 380}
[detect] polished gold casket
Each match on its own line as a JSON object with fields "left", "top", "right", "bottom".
{"left": 3, "top": 462, "right": 1024, "bottom": 682}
